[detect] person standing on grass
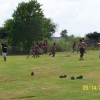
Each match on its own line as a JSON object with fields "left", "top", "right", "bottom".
{"left": 27, "top": 44, "right": 35, "bottom": 59}
{"left": 82, "top": 38, "right": 87, "bottom": 53}
{"left": 45, "top": 40, "right": 48, "bottom": 53}
{"left": 42, "top": 40, "right": 47, "bottom": 54}
{"left": 72, "top": 41, "right": 76, "bottom": 53}
{"left": 34, "top": 43, "right": 40, "bottom": 58}
{"left": 78, "top": 39, "right": 87, "bottom": 60}
{"left": 49, "top": 42, "right": 56, "bottom": 57}
{"left": 1, "top": 40, "right": 8, "bottom": 61}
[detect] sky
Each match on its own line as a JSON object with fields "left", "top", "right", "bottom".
{"left": 0, "top": 0, "right": 100, "bottom": 37}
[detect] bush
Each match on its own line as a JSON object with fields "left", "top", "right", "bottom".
{"left": 47, "top": 39, "right": 72, "bottom": 52}
{"left": 87, "top": 46, "right": 99, "bottom": 50}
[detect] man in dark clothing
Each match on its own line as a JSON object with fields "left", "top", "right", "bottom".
{"left": 72, "top": 41, "right": 76, "bottom": 53}
{"left": 78, "top": 39, "right": 87, "bottom": 60}
{"left": 1, "top": 41, "right": 8, "bottom": 61}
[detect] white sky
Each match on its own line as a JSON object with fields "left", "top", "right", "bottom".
{"left": 0, "top": 0, "right": 100, "bottom": 37}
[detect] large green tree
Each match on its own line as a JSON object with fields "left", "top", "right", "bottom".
{"left": 41, "top": 18, "right": 56, "bottom": 39}
{"left": 4, "top": 0, "right": 56, "bottom": 53}
{"left": 0, "top": 27, "right": 7, "bottom": 39}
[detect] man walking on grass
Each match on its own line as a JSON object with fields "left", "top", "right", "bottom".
{"left": 1, "top": 40, "right": 8, "bottom": 61}
{"left": 78, "top": 39, "right": 87, "bottom": 60}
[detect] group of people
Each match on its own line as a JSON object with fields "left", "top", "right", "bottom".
{"left": 27, "top": 40, "right": 56, "bottom": 58}
{"left": 27, "top": 40, "right": 47, "bottom": 58}
{"left": 1, "top": 38, "right": 100, "bottom": 61}
{"left": 0, "top": 39, "right": 56, "bottom": 61}
{"left": 27, "top": 38, "right": 88, "bottom": 60}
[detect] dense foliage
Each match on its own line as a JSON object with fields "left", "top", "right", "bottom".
{"left": 2, "top": 0, "right": 56, "bottom": 53}
{"left": 86, "top": 31, "right": 100, "bottom": 41}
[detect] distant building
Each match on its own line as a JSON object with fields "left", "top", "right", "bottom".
{"left": 51, "top": 37, "right": 63, "bottom": 41}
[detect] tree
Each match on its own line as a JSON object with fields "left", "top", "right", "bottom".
{"left": 42, "top": 18, "right": 56, "bottom": 39}
{"left": 86, "top": 31, "right": 100, "bottom": 40}
{"left": 0, "top": 27, "right": 7, "bottom": 39}
{"left": 4, "top": 0, "right": 56, "bottom": 53}
{"left": 60, "top": 29, "right": 68, "bottom": 41}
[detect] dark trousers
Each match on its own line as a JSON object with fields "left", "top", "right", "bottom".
{"left": 80, "top": 48, "right": 85, "bottom": 58}
{"left": 72, "top": 47, "right": 75, "bottom": 53}
{"left": 49, "top": 52, "right": 55, "bottom": 57}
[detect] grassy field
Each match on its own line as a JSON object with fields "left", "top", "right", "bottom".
{"left": 0, "top": 50, "right": 100, "bottom": 100}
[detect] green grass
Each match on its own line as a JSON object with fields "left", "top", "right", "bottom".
{"left": 0, "top": 50, "right": 100, "bottom": 100}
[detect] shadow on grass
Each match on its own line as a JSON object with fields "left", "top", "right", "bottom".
{"left": 12, "top": 95, "right": 36, "bottom": 99}
{"left": 59, "top": 55, "right": 71, "bottom": 57}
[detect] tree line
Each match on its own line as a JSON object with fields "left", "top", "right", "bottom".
{"left": 0, "top": 0, "right": 100, "bottom": 54}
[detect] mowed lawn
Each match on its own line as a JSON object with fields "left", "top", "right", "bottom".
{"left": 0, "top": 50, "right": 100, "bottom": 100}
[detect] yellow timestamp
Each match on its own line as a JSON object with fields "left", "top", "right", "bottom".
{"left": 82, "top": 85, "right": 100, "bottom": 91}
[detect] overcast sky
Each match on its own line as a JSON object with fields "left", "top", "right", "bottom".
{"left": 0, "top": 0, "right": 100, "bottom": 37}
